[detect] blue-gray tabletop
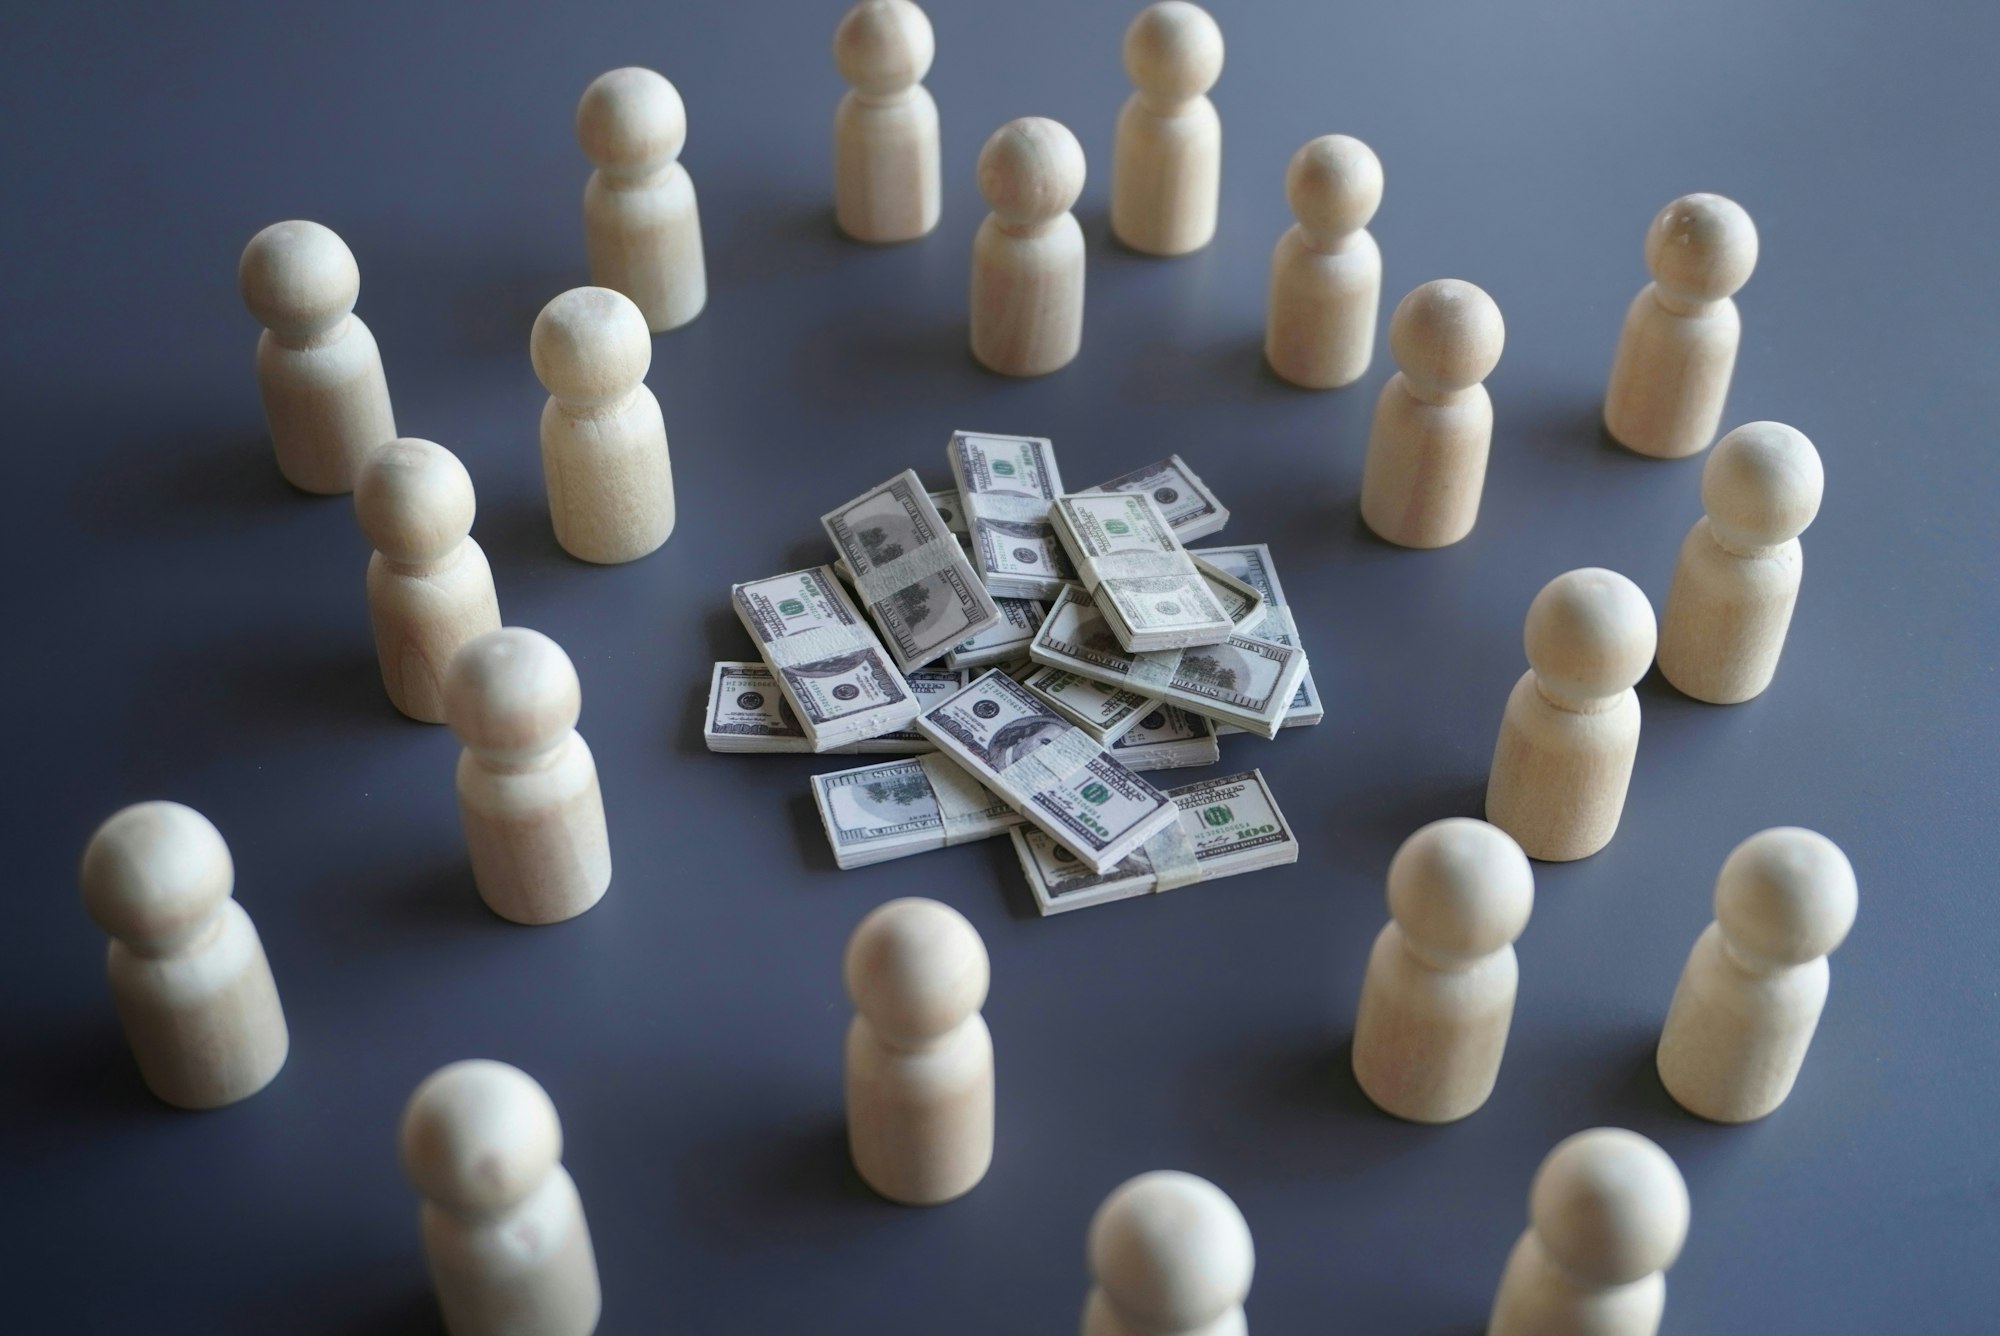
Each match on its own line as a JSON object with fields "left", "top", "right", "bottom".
{"left": 3, "top": 2, "right": 1994, "bottom": 1331}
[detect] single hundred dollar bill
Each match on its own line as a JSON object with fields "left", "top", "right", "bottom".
{"left": 913, "top": 669, "right": 1178, "bottom": 872}
{"left": 811, "top": 753, "right": 1025, "bottom": 869}
{"left": 1189, "top": 543, "right": 1323, "bottom": 730}
{"left": 1109, "top": 704, "right": 1221, "bottom": 771}
{"left": 1010, "top": 769, "right": 1299, "bottom": 915}
{"left": 703, "top": 662, "right": 965, "bottom": 754}
{"left": 1087, "top": 455, "right": 1230, "bottom": 542}
{"left": 944, "top": 593, "right": 1047, "bottom": 670}
{"left": 1028, "top": 585, "right": 1309, "bottom": 739}
{"left": 823, "top": 469, "right": 1000, "bottom": 672}
{"left": 730, "top": 566, "right": 919, "bottom": 752}
{"left": 947, "top": 429, "right": 1076, "bottom": 599}
{"left": 1049, "top": 491, "right": 1235, "bottom": 652}
{"left": 1020, "top": 664, "right": 1160, "bottom": 744}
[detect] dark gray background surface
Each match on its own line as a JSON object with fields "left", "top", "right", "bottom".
{"left": 3, "top": 1, "right": 1995, "bottom": 1331}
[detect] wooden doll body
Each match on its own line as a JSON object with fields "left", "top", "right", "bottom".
{"left": 1488, "top": 1128, "right": 1688, "bottom": 1336}
{"left": 1110, "top": 2, "right": 1224, "bottom": 256}
{"left": 81, "top": 802, "right": 289, "bottom": 1109}
{"left": 402, "top": 1061, "right": 601, "bottom": 1336}
{"left": 1352, "top": 818, "right": 1531, "bottom": 1122}
{"left": 538, "top": 387, "right": 675, "bottom": 563}
{"left": 1603, "top": 193, "right": 1757, "bottom": 459}
{"left": 532, "top": 286, "right": 676, "bottom": 564}
{"left": 1489, "top": 1230, "right": 1667, "bottom": 1336}
{"left": 1360, "top": 278, "right": 1504, "bottom": 548}
{"left": 1657, "top": 421, "right": 1823, "bottom": 703}
{"left": 445, "top": 629, "right": 612, "bottom": 925}
{"left": 844, "top": 898, "right": 994, "bottom": 1204}
{"left": 1656, "top": 827, "right": 1855, "bottom": 1121}
{"left": 1266, "top": 227, "right": 1378, "bottom": 388}
{"left": 1083, "top": 1170, "right": 1253, "bottom": 1336}
{"left": 833, "top": 0, "right": 941, "bottom": 242}
{"left": 1486, "top": 670, "right": 1642, "bottom": 862}
{"left": 970, "top": 117, "right": 1086, "bottom": 376}
{"left": 577, "top": 67, "right": 706, "bottom": 332}
{"left": 239, "top": 220, "right": 395, "bottom": 494}
{"left": 1486, "top": 569, "right": 1655, "bottom": 861}
{"left": 356, "top": 438, "right": 501, "bottom": 723}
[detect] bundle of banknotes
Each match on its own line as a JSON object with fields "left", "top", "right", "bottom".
{"left": 714, "top": 429, "right": 1316, "bottom": 910}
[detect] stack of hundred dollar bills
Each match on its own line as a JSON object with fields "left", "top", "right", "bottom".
{"left": 708, "top": 429, "right": 1318, "bottom": 913}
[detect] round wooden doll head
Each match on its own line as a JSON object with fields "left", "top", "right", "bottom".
{"left": 1123, "top": 2, "right": 1225, "bottom": 110}
{"left": 444, "top": 628, "right": 583, "bottom": 763}
{"left": 1714, "top": 827, "right": 1857, "bottom": 968}
{"left": 531, "top": 286, "right": 652, "bottom": 410}
{"left": 834, "top": 0, "right": 935, "bottom": 98}
{"left": 354, "top": 438, "right": 476, "bottom": 567}
{"left": 1387, "top": 817, "right": 1534, "bottom": 968}
{"left": 1701, "top": 421, "right": 1824, "bottom": 551}
{"left": 844, "top": 897, "right": 989, "bottom": 1048}
{"left": 1523, "top": 567, "right": 1657, "bottom": 705}
{"left": 1389, "top": 278, "right": 1504, "bottom": 400}
{"left": 977, "top": 117, "right": 1086, "bottom": 230}
{"left": 239, "top": 220, "right": 360, "bottom": 343}
{"left": 80, "top": 801, "right": 234, "bottom": 957}
{"left": 1286, "top": 134, "right": 1382, "bottom": 245}
{"left": 1528, "top": 1128, "right": 1689, "bottom": 1286}
{"left": 1088, "top": 1170, "right": 1254, "bottom": 1330}
{"left": 400, "top": 1059, "right": 562, "bottom": 1215}
{"left": 575, "top": 66, "right": 685, "bottom": 178}
{"left": 1645, "top": 192, "right": 1757, "bottom": 305}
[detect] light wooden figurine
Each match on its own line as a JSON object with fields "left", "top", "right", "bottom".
{"left": 833, "top": 0, "right": 940, "bottom": 243}
{"left": 1351, "top": 818, "right": 1533, "bottom": 1123}
{"left": 531, "top": 286, "right": 676, "bottom": 565}
{"left": 577, "top": 66, "right": 706, "bottom": 333}
{"left": 238, "top": 220, "right": 396, "bottom": 494}
{"left": 970, "top": 117, "right": 1086, "bottom": 377}
{"left": 1603, "top": 192, "right": 1758, "bottom": 459}
{"left": 78, "top": 802, "right": 288, "bottom": 1109}
{"left": 1657, "top": 421, "right": 1824, "bottom": 703}
{"left": 400, "top": 1060, "right": 600, "bottom": 1336}
{"left": 1263, "top": 134, "right": 1382, "bottom": 389}
{"left": 1359, "top": 278, "right": 1505, "bottom": 548}
{"left": 1110, "top": 2, "right": 1224, "bottom": 257}
{"left": 444, "top": 628, "right": 611, "bottom": 925}
{"left": 844, "top": 897, "right": 993, "bottom": 1204}
{"left": 1488, "top": 1128, "right": 1689, "bottom": 1336}
{"left": 1486, "top": 568, "right": 1656, "bottom": 861}
{"left": 355, "top": 439, "right": 501, "bottom": 723}
{"left": 1656, "top": 827, "right": 1856, "bottom": 1122}
{"left": 1083, "top": 1170, "right": 1253, "bottom": 1336}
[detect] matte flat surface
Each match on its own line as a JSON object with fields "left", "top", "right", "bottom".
{"left": 3, "top": 2, "right": 1995, "bottom": 1331}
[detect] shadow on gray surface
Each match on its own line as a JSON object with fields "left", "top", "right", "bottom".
{"left": 70, "top": 426, "right": 305, "bottom": 540}
{"left": 0, "top": 1014, "right": 167, "bottom": 1145}
{"left": 708, "top": 200, "right": 853, "bottom": 290}
{"left": 668, "top": 1113, "right": 899, "bottom": 1249}
{"left": 788, "top": 789, "right": 838, "bottom": 875}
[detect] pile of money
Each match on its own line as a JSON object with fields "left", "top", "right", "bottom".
{"left": 810, "top": 754, "right": 1024, "bottom": 869}
{"left": 704, "top": 662, "right": 966, "bottom": 754}
{"left": 913, "top": 670, "right": 1179, "bottom": 873}
{"left": 1027, "top": 586, "right": 1309, "bottom": 739}
{"left": 822, "top": 469, "right": 999, "bottom": 673}
{"left": 1050, "top": 492, "right": 1236, "bottom": 651}
{"left": 1009, "top": 770, "right": 1299, "bottom": 915}
{"left": 1188, "top": 543, "right": 1323, "bottom": 730}
{"left": 711, "top": 429, "right": 1314, "bottom": 906}
{"left": 730, "top": 567, "right": 920, "bottom": 751}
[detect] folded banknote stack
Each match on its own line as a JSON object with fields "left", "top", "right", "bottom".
{"left": 710, "top": 429, "right": 1319, "bottom": 913}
